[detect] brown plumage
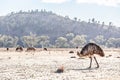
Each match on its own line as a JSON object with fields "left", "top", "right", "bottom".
{"left": 76, "top": 46, "right": 78, "bottom": 49}
{"left": 26, "top": 47, "right": 36, "bottom": 52}
{"left": 16, "top": 46, "right": 23, "bottom": 52}
{"left": 43, "top": 48, "right": 47, "bottom": 51}
{"left": 77, "top": 43, "right": 104, "bottom": 68}
{"left": 6, "top": 48, "right": 9, "bottom": 51}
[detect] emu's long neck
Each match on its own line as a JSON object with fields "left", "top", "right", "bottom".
{"left": 77, "top": 51, "right": 92, "bottom": 58}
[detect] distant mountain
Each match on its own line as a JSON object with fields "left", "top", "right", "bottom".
{"left": 0, "top": 10, "right": 120, "bottom": 41}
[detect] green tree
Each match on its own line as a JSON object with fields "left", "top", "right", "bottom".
{"left": 106, "top": 38, "right": 120, "bottom": 48}
{"left": 37, "top": 35, "right": 50, "bottom": 48}
{"left": 0, "top": 35, "right": 18, "bottom": 47}
{"left": 21, "top": 33, "right": 38, "bottom": 47}
{"left": 55, "top": 37, "right": 69, "bottom": 48}
{"left": 94, "top": 35, "right": 106, "bottom": 45}
{"left": 89, "top": 39, "right": 95, "bottom": 43}
{"left": 92, "top": 18, "right": 95, "bottom": 23}
{"left": 73, "top": 17, "right": 77, "bottom": 21}
{"left": 66, "top": 33, "right": 74, "bottom": 41}
{"left": 70, "top": 35, "right": 87, "bottom": 47}
{"left": 0, "top": 34, "right": 3, "bottom": 47}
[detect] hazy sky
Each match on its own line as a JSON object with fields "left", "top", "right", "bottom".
{"left": 0, "top": 0, "right": 120, "bottom": 27}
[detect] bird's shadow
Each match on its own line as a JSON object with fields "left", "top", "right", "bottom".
{"left": 68, "top": 67, "right": 99, "bottom": 71}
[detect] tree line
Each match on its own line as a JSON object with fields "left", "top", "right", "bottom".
{"left": 0, "top": 33, "right": 120, "bottom": 48}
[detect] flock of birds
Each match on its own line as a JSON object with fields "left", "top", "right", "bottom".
{"left": 6, "top": 43, "right": 105, "bottom": 73}
{"left": 7, "top": 47, "right": 47, "bottom": 52}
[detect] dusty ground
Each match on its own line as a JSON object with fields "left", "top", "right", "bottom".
{"left": 0, "top": 48, "right": 120, "bottom": 80}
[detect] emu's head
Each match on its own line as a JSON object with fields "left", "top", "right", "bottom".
{"left": 77, "top": 51, "right": 84, "bottom": 57}
{"left": 77, "top": 51, "right": 81, "bottom": 57}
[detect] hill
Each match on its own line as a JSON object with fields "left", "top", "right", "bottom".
{"left": 0, "top": 9, "right": 120, "bottom": 47}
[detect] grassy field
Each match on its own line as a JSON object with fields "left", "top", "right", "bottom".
{"left": 0, "top": 48, "right": 120, "bottom": 80}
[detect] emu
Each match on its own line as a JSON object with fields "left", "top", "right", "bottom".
{"left": 77, "top": 43, "right": 104, "bottom": 68}
{"left": 16, "top": 46, "right": 23, "bottom": 52}
{"left": 76, "top": 46, "right": 78, "bottom": 49}
{"left": 6, "top": 48, "right": 9, "bottom": 51}
{"left": 26, "top": 47, "right": 36, "bottom": 52}
{"left": 43, "top": 48, "right": 47, "bottom": 51}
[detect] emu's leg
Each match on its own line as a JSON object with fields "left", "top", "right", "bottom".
{"left": 94, "top": 56, "right": 99, "bottom": 68}
{"left": 88, "top": 57, "right": 92, "bottom": 68}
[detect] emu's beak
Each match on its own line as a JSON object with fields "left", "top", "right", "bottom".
{"left": 77, "top": 52, "right": 85, "bottom": 59}
{"left": 77, "top": 51, "right": 80, "bottom": 57}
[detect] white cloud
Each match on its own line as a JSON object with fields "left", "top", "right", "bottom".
{"left": 41, "top": 0, "right": 69, "bottom": 3}
{"left": 76, "top": 0, "right": 120, "bottom": 7}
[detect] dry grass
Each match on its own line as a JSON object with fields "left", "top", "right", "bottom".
{"left": 0, "top": 48, "right": 120, "bottom": 80}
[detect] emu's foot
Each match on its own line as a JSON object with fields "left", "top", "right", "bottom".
{"left": 96, "top": 66, "right": 99, "bottom": 68}
{"left": 87, "top": 66, "right": 91, "bottom": 69}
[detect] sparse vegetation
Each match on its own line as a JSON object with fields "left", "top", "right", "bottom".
{"left": 0, "top": 48, "right": 120, "bottom": 80}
